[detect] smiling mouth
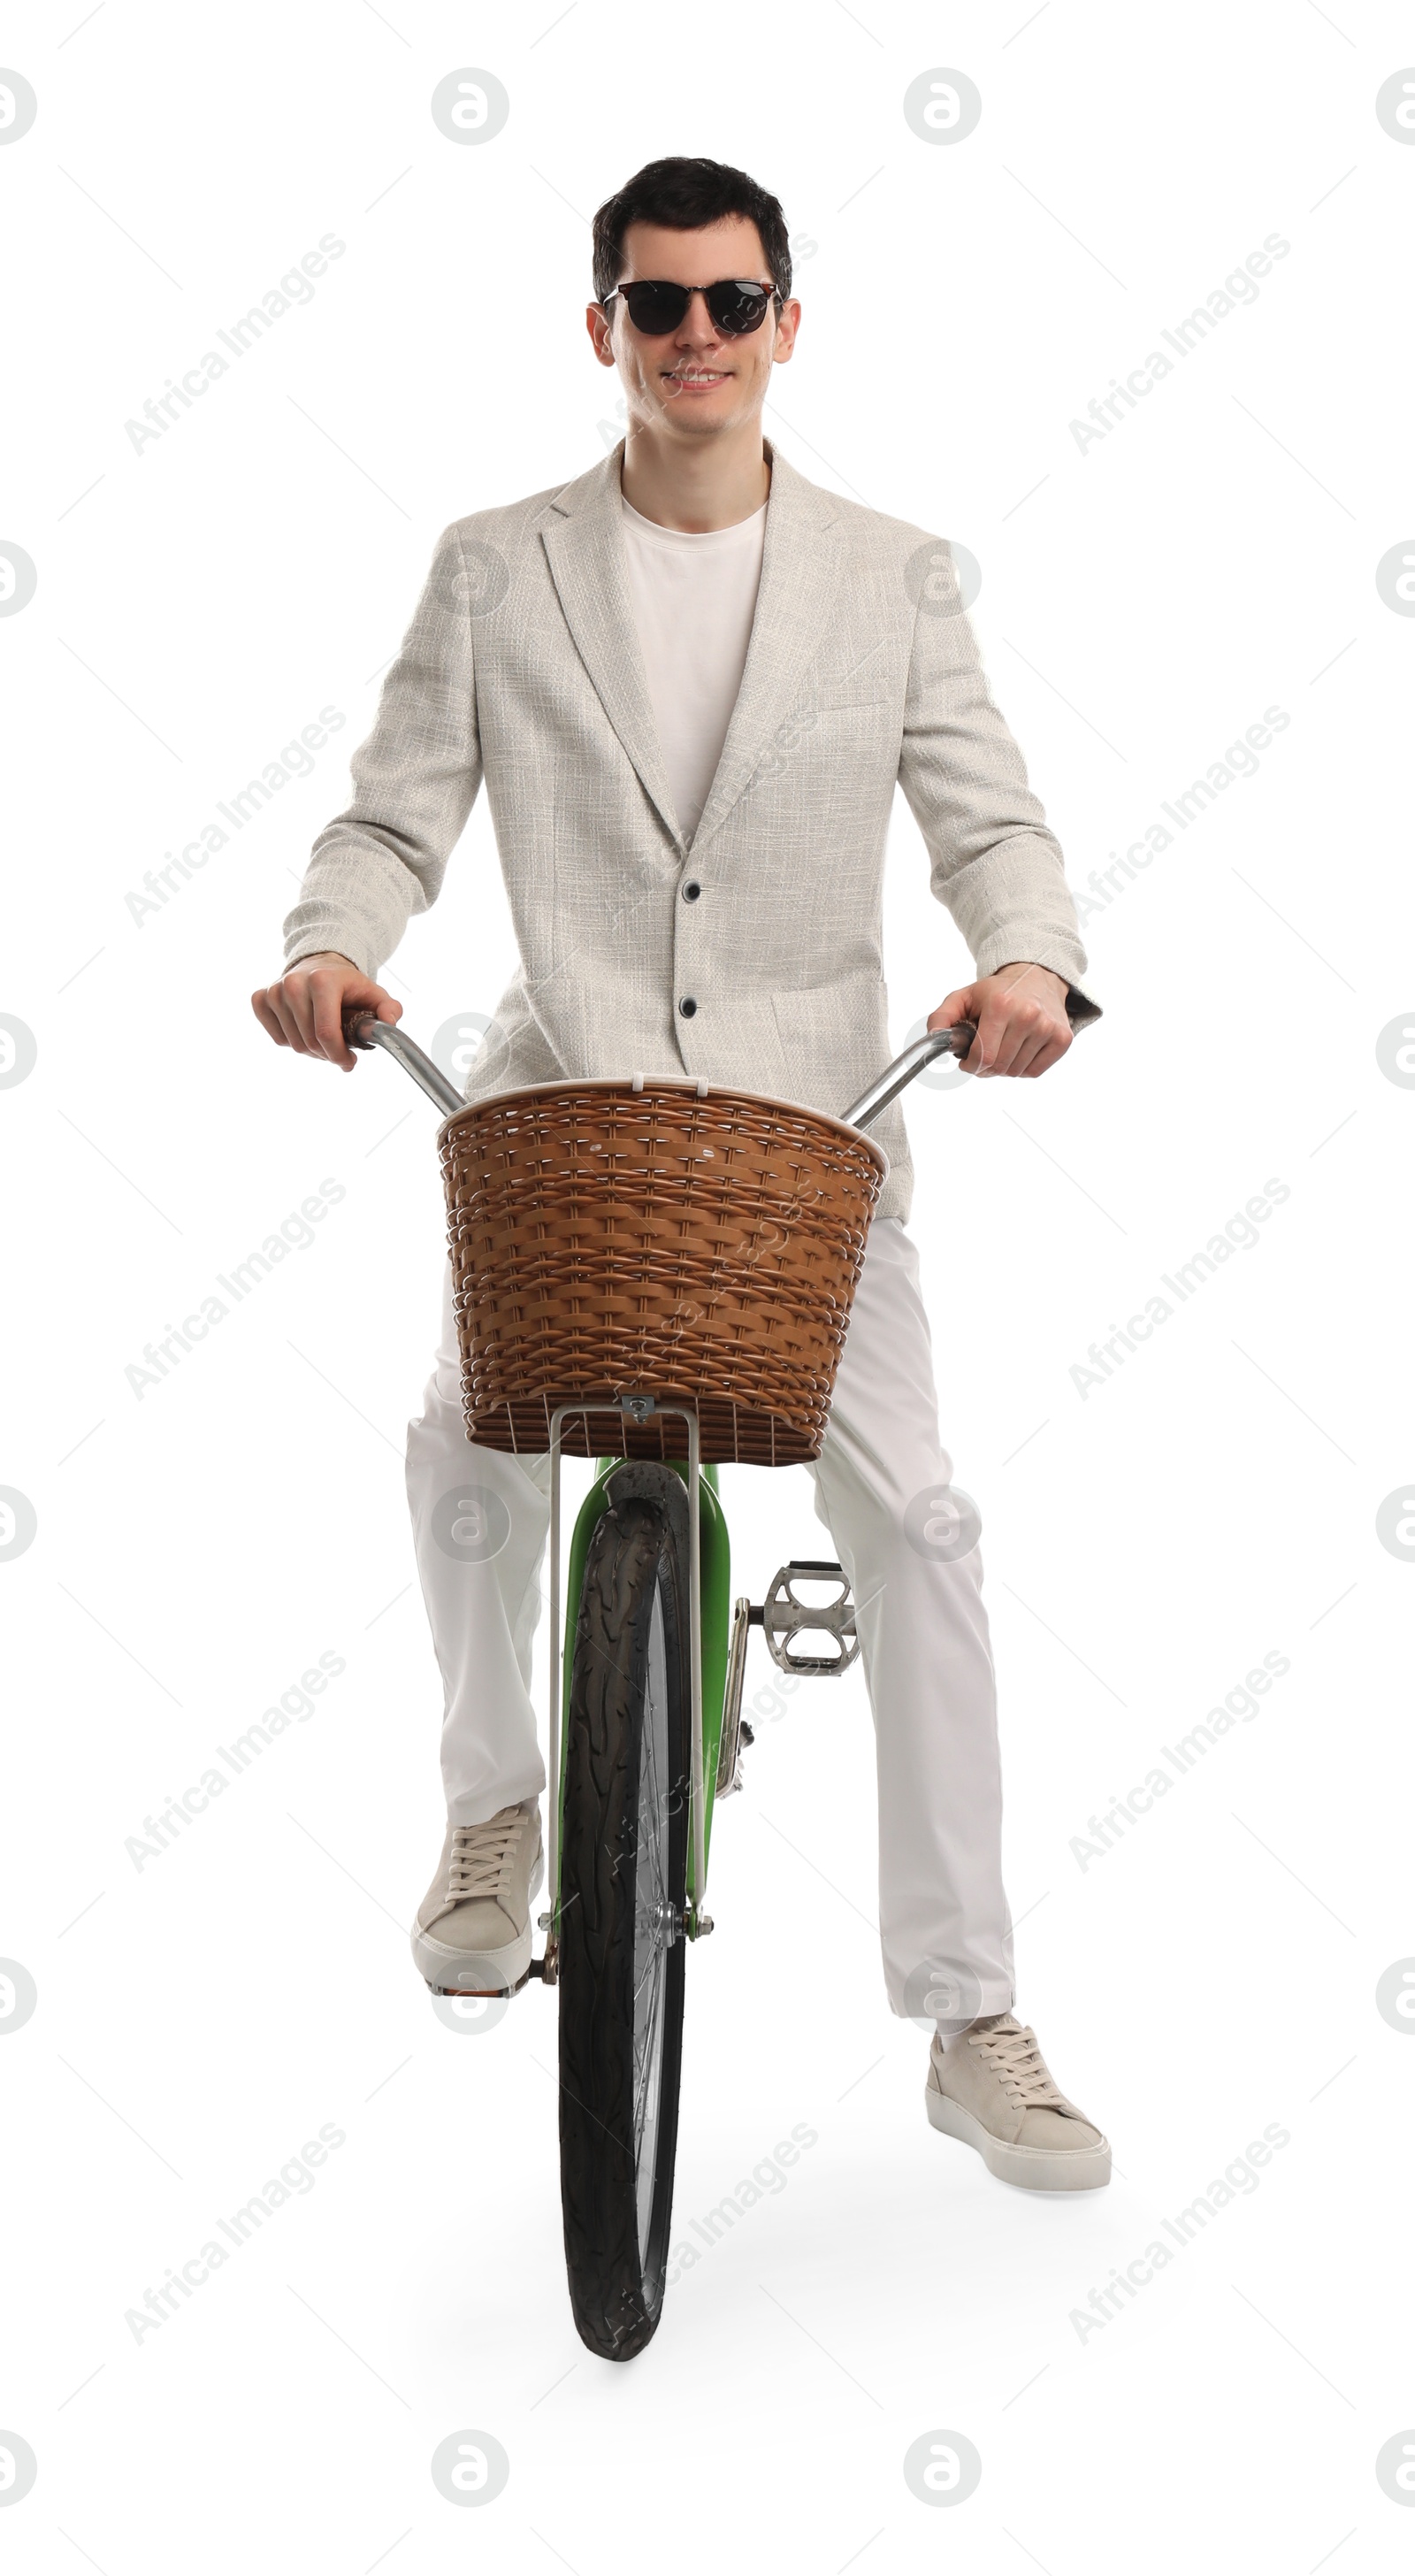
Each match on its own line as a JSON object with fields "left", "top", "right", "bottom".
{"left": 662, "top": 368, "right": 729, "bottom": 386}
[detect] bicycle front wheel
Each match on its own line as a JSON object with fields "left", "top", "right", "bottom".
{"left": 558, "top": 1476, "right": 691, "bottom": 2362}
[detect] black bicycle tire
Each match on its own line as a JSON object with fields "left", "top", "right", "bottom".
{"left": 558, "top": 1487, "right": 690, "bottom": 2362}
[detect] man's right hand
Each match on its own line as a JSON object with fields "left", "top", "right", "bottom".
{"left": 251, "top": 952, "right": 402, "bottom": 1073}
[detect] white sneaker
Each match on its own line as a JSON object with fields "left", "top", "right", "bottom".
{"left": 410, "top": 1801, "right": 544, "bottom": 1995}
{"left": 925, "top": 2012, "right": 1111, "bottom": 2191}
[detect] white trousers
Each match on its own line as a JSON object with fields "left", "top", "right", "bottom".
{"left": 405, "top": 1218, "right": 1014, "bottom": 2021}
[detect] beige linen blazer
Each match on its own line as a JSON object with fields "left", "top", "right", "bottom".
{"left": 284, "top": 441, "right": 1097, "bottom": 1223}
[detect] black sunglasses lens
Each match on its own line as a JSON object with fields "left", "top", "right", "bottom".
{"left": 708, "top": 282, "right": 772, "bottom": 334}
{"left": 622, "top": 281, "right": 690, "bottom": 334}
{"left": 616, "top": 280, "right": 774, "bottom": 335}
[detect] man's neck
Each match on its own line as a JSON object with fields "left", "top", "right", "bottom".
{"left": 620, "top": 424, "right": 771, "bottom": 533}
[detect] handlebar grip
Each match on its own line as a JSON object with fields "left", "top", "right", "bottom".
{"left": 341, "top": 1007, "right": 465, "bottom": 1116}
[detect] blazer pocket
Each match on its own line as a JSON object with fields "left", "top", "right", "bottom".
{"left": 769, "top": 971, "right": 892, "bottom": 1121}
{"left": 799, "top": 688, "right": 895, "bottom": 724}
{"left": 745, "top": 693, "right": 899, "bottom": 794}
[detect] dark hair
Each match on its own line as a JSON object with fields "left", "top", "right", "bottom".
{"left": 591, "top": 156, "right": 791, "bottom": 305}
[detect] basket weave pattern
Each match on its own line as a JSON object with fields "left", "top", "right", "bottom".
{"left": 439, "top": 1081, "right": 884, "bottom": 1465}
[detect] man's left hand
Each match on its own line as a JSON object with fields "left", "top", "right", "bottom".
{"left": 929, "top": 962, "right": 1073, "bottom": 1079}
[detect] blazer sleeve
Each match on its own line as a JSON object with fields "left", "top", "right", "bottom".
{"left": 282, "top": 523, "right": 484, "bottom": 978}
{"left": 895, "top": 544, "right": 1100, "bottom": 1023}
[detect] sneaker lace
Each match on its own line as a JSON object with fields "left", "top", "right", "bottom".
{"left": 447, "top": 1811, "right": 524, "bottom": 1902}
{"left": 968, "top": 2015, "right": 1066, "bottom": 2112}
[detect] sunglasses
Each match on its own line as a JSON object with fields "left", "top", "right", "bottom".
{"left": 600, "top": 277, "right": 782, "bottom": 338}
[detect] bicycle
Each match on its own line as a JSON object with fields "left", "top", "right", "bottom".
{"left": 344, "top": 1006, "right": 974, "bottom": 2362}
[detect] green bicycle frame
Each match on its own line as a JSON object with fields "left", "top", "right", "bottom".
{"left": 556, "top": 1460, "right": 732, "bottom": 1925}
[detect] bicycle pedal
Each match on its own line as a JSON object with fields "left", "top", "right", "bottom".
{"left": 756, "top": 1560, "right": 860, "bottom": 1676}
{"left": 425, "top": 1967, "right": 532, "bottom": 2000}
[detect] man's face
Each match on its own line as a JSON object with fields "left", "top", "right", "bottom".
{"left": 586, "top": 215, "right": 799, "bottom": 443}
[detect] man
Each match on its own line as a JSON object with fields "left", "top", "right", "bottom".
{"left": 255, "top": 155, "right": 1111, "bottom": 2191}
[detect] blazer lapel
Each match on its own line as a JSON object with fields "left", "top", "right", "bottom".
{"left": 540, "top": 447, "right": 684, "bottom": 849}
{"left": 687, "top": 448, "right": 844, "bottom": 856}
{"left": 539, "top": 441, "right": 845, "bottom": 858}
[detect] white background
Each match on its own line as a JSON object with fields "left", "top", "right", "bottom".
{"left": 4, "top": 0, "right": 1412, "bottom": 2566}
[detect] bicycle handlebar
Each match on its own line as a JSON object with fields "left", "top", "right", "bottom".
{"left": 344, "top": 1013, "right": 466, "bottom": 1115}
{"left": 341, "top": 1009, "right": 979, "bottom": 1131}
{"left": 838, "top": 1024, "right": 975, "bottom": 1129}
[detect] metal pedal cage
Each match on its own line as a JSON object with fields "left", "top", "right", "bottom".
{"left": 756, "top": 1560, "right": 861, "bottom": 1677}
{"left": 715, "top": 1560, "right": 860, "bottom": 1806}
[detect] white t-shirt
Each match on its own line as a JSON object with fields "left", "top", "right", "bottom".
{"left": 619, "top": 489, "right": 768, "bottom": 842}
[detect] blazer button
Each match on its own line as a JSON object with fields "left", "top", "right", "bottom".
{"left": 678, "top": 997, "right": 698, "bottom": 1018}
{"left": 682, "top": 879, "right": 702, "bottom": 901}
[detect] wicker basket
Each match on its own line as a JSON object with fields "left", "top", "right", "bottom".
{"left": 438, "top": 1077, "right": 888, "bottom": 1465}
